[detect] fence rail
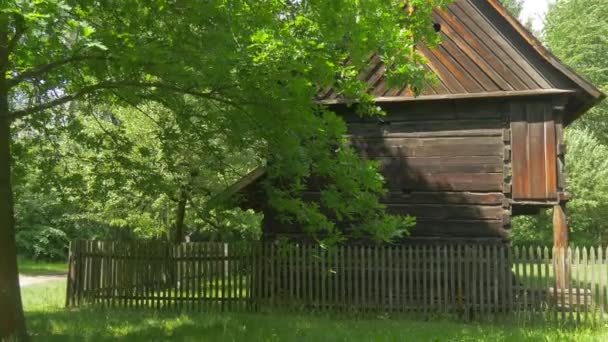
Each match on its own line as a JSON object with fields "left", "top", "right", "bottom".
{"left": 66, "top": 240, "right": 608, "bottom": 323}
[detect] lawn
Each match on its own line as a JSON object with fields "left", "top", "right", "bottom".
{"left": 18, "top": 258, "right": 68, "bottom": 276}
{"left": 22, "top": 280, "right": 608, "bottom": 341}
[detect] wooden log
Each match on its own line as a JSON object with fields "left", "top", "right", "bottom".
{"left": 382, "top": 191, "right": 505, "bottom": 205}
{"left": 347, "top": 120, "right": 502, "bottom": 137}
{"left": 553, "top": 204, "right": 570, "bottom": 290}
{"left": 349, "top": 136, "right": 504, "bottom": 158}
{"left": 386, "top": 173, "right": 504, "bottom": 192}
{"left": 387, "top": 204, "right": 504, "bottom": 221}
{"left": 377, "top": 156, "right": 503, "bottom": 174}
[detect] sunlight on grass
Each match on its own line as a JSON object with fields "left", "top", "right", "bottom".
{"left": 21, "top": 280, "right": 65, "bottom": 312}
{"left": 21, "top": 280, "right": 608, "bottom": 341}
{"left": 18, "top": 258, "right": 68, "bottom": 276}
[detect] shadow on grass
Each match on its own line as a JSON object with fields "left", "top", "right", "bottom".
{"left": 25, "top": 307, "right": 608, "bottom": 342}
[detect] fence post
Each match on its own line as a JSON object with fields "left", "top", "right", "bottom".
{"left": 65, "top": 241, "right": 75, "bottom": 307}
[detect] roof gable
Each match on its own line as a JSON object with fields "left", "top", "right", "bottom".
{"left": 319, "top": 0, "right": 605, "bottom": 123}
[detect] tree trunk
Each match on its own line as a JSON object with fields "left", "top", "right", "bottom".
{"left": 174, "top": 187, "right": 188, "bottom": 244}
{"left": 0, "top": 80, "right": 27, "bottom": 341}
{"left": 0, "top": 14, "right": 27, "bottom": 340}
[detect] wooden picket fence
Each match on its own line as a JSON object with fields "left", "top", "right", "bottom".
{"left": 66, "top": 240, "right": 608, "bottom": 323}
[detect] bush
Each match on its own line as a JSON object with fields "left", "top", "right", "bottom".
{"left": 16, "top": 224, "right": 69, "bottom": 261}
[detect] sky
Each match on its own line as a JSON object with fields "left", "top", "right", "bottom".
{"left": 520, "top": 0, "right": 554, "bottom": 32}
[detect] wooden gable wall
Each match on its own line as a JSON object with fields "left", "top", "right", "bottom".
{"left": 319, "top": 0, "right": 576, "bottom": 102}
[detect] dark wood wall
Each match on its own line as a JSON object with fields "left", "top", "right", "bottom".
{"left": 343, "top": 99, "right": 510, "bottom": 241}
{"left": 260, "top": 96, "right": 567, "bottom": 243}
{"left": 510, "top": 100, "right": 559, "bottom": 202}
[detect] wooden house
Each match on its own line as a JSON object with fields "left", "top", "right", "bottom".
{"left": 215, "top": 0, "right": 605, "bottom": 249}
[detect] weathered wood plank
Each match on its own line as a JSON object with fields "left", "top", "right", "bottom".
{"left": 455, "top": 1, "right": 551, "bottom": 89}
{"left": 544, "top": 109, "right": 558, "bottom": 199}
{"left": 407, "top": 220, "right": 508, "bottom": 239}
{"left": 349, "top": 122, "right": 503, "bottom": 140}
{"left": 511, "top": 103, "right": 530, "bottom": 199}
{"left": 376, "top": 156, "right": 503, "bottom": 174}
{"left": 382, "top": 191, "right": 505, "bottom": 206}
{"left": 346, "top": 129, "right": 503, "bottom": 139}
{"left": 387, "top": 173, "right": 504, "bottom": 192}
{"left": 433, "top": 9, "right": 518, "bottom": 91}
{"left": 528, "top": 103, "right": 547, "bottom": 200}
{"left": 350, "top": 136, "right": 504, "bottom": 157}
{"left": 387, "top": 204, "right": 504, "bottom": 220}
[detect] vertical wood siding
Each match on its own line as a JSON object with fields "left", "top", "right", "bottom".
{"left": 511, "top": 100, "right": 558, "bottom": 201}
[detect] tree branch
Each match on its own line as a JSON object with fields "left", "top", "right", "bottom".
{"left": 9, "top": 80, "right": 231, "bottom": 120}
{"left": 187, "top": 197, "right": 226, "bottom": 232}
{"left": 6, "top": 13, "right": 25, "bottom": 56}
{"left": 8, "top": 54, "right": 111, "bottom": 87}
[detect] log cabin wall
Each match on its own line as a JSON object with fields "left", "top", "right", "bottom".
{"left": 259, "top": 95, "right": 574, "bottom": 244}
{"left": 261, "top": 98, "right": 518, "bottom": 243}
{"left": 343, "top": 99, "right": 511, "bottom": 242}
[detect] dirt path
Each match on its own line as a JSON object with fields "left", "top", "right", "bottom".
{"left": 19, "top": 274, "right": 66, "bottom": 287}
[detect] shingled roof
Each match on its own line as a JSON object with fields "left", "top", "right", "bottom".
{"left": 319, "top": 0, "right": 605, "bottom": 124}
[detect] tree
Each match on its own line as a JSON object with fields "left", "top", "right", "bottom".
{"left": 0, "top": 0, "right": 447, "bottom": 338}
{"left": 12, "top": 101, "right": 263, "bottom": 251}
{"left": 500, "top": 0, "right": 524, "bottom": 17}
{"left": 544, "top": 0, "right": 608, "bottom": 141}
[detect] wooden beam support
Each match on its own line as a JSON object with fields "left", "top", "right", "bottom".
{"left": 553, "top": 203, "right": 570, "bottom": 290}
{"left": 320, "top": 89, "right": 579, "bottom": 105}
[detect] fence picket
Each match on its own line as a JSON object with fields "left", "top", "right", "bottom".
{"left": 599, "top": 247, "right": 605, "bottom": 316}
{"left": 528, "top": 247, "right": 535, "bottom": 317}
{"left": 583, "top": 247, "right": 589, "bottom": 322}
{"left": 543, "top": 247, "right": 550, "bottom": 321}
{"left": 590, "top": 247, "right": 596, "bottom": 322}
{"left": 536, "top": 247, "right": 542, "bottom": 316}
{"left": 479, "top": 245, "right": 485, "bottom": 316}
{"left": 450, "top": 245, "right": 456, "bottom": 314}
{"left": 367, "top": 246, "right": 373, "bottom": 312}
{"left": 63, "top": 240, "right": 608, "bottom": 324}
{"left": 521, "top": 246, "right": 528, "bottom": 319}
{"left": 573, "top": 247, "right": 579, "bottom": 324}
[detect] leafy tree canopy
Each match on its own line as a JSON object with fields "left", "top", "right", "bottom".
{"left": 4, "top": 0, "right": 448, "bottom": 247}
{"left": 544, "top": 0, "right": 608, "bottom": 140}
{"left": 500, "top": 0, "right": 524, "bottom": 17}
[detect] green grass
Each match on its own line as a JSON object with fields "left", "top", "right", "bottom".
{"left": 513, "top": 263, "right": 608, "bottom": 290}
{"left": 18, "top": 258, "right": 68, "bottom": 276}
{"left": 22, "top": 280, "right": 608, "bottom": 341}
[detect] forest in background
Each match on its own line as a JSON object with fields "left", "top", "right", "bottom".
{"left": 10, "top": 0, "right": 608, "bottom": 261}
